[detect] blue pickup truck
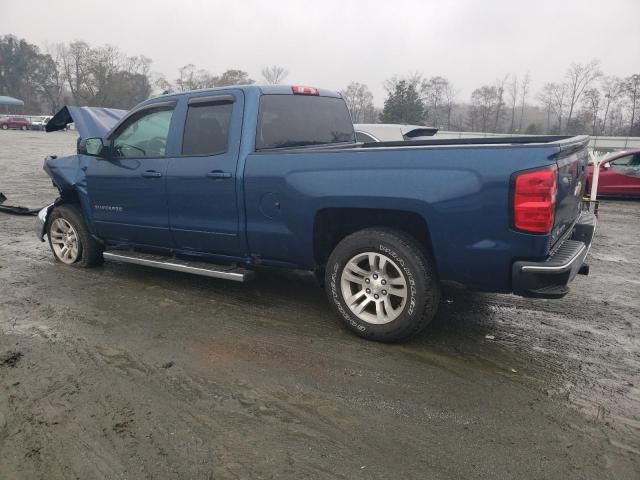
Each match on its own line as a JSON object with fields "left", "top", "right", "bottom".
{"left": 37, "top": 85, "right": 596, "bottom": 341}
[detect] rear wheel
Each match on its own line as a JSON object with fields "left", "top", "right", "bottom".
{"left": 325, "top": 228, "right": 440, "bottom": 342}
{"left": 1, "top": 125, "right": 7, "bottom": 130}
{"left": 47, "top": 205, "right": 103, "bottom": 267}
{"left": 21, "top": 125, "right": 27, "bottom": 131}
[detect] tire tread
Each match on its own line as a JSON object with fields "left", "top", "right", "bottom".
{"left": 325, "top": 227, "right": 440, "bottom": 342}
{"left": 48, "top": 204, "right": 103, "bottom": 267}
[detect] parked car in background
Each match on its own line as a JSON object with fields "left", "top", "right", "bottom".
{"left": 0, "top": 116, "right": 31, "bottom": 130}
{"left": 30, "top": 116, "right": 52, "bottom": 131}
{"left": 354, "top": 123, "right": 438, "bottom": 142}
{"left": 588, "top": 149, "right": 640, "bottom": 198}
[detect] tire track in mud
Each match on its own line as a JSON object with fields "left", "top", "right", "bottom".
{"left": 0, "top": 297, "right": 376, "bottom": 479}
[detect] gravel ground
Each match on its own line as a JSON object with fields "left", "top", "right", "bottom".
{"left": 0, "top": 129, "right": 639, "bottom": 479}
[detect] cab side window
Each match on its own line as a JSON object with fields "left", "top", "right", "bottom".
{"left": 610, "top": 155, "right": 632, "bottom": 168}
{"left": 609, "top": 154, "right": 640, "bottom": 176}
{"left": 111, "top": 106, "right": 174, "bottom": 158}
{"left": 182, "top": 101, "right": 233, "bottom": 156}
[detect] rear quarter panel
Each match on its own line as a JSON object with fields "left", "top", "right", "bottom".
{"left": 244, "top": 144, "right": 561, "bottom": 293}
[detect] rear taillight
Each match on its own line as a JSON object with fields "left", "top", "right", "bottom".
{"left": 292, "top": 85, "right": 319, "bottom": 95}
{"left": 513, "top": 165, "right": 558, "bottom": 234}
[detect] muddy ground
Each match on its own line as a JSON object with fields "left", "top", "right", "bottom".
{"left": 0, "top": 129, "right": 638, "bottom": 479}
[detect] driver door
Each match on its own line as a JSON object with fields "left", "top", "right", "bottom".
{"left": 86, "top": 101, "right": 177, "bottom": 247}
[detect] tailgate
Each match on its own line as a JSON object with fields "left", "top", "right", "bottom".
{"left": 551, "top": 137, "right": 590, "bottom": 246}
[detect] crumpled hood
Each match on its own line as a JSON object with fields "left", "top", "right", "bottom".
{"left": 46, "top": 106, "right": 127, "bottom": 138}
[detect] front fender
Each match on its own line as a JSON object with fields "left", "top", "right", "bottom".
{"left": 42, "top": 154, "right": 100, "bottom": 238}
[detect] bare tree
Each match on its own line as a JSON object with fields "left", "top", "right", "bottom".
{"left": 59, "top": 41, "right": 92, "bottom": 104}
{"left": 340, "top": 82, "right": 375, "bottom": 123}
{"left": 599, "top": 76, "right": 622, "bottom": 135}
{"left": 34, "top": 43, "right": 66, "bottom": 113}
{"left": 536, "top": 83, "right": 553, "bottom": 133}
{"left": 608, "top": 103, "right": 625, "bottom": 135}
{"left": 548, "top": 82, "right": 568, "bottom": 133}
{"left": 470, "top": 85, "right": 500, "bottom": 132}
{"left": 564, "top": 60, "right": 601, "bottom": 133}
{"left": 443, "top": 82, "right": 457, "bottom": 130}
{"left": 623, "top": 74, "right": 640, "bottom": 135}
{"left": 422, "top": 76, "right": 454, "bottom": 128}
{"left": 261, "top": 65, "right": 288, "bottom": 84}
{"left": 467, "top": 103, "right": 478, "bottom": 131}
{"left": 152, "top": 73, "right": 173, "bottom": 94}
{"left": 214, "top": 69, "right": 254, "bottom": 87}
{"left": 384, "top": 72, "right": 422, "bottom": 95}
{"left": 518, "top": 72, "right": 530, "bottom": 132}
{"left": 175, "top": 64, "right": 197, "bottom": 91}
{"left": 507, "top": 75, "right": 518, "bottom": 133}
{"left": 582, "top": 88, "right": 601, "bottom": 135}
{"left": 492, "top": 76, "right": 508, "bottom": 132}
{"left": 537, "top": 83, "right": 555, "bottom": 134}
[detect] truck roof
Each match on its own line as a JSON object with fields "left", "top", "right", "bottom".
{"left": 150, "top": 84, "right": 342, "bottom": 101}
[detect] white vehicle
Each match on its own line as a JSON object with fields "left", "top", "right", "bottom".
{"left": 354, "top": 123, "right": 438, "bottom": 143}
{"left": 30, "top": 116, "right": 52, "bottom": 131}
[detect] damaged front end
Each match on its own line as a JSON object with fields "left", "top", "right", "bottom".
{"left": 36, "top": 105, "right": 126, "bottom": 241}
{"left": 36, "top": 153, "right": 90, "bottom": 242}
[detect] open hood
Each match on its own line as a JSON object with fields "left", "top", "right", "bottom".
{"left": 46, "top": 106, "right": 127, "bottom": 138}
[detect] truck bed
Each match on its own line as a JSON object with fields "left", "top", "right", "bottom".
{"left": 244, "top": 135, "right": 590, "bottom": 293}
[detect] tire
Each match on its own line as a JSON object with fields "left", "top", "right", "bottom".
{"left": 325, "top": 228, "right": 440, "bottom": 342}
{"left": 21, "top": 125, "right": 27, "bottom": 131}
{"left": 47, "top": 204, "right": 103, "bottom": 267}
{"left": 1, "top": 125, "right": 7, "bottom": 130}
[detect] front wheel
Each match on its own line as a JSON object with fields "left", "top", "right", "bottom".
{"left": 47, "top": 204, "right": 103, "bottom": 267}
{"left": 325, "top": 228, "right": 440, "bottom": 342}
{"left": 21, "top": 125, "right": 27, "bottom": 131}
{"left": 1, "top": 125, "right": 7, "bottom": 130}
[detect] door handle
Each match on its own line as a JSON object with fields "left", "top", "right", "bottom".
{"left": 206, "top": 171, "right": 232, "bottom": 179}
{"left": 142, "top": 170, "right": 162, "bottom": 178}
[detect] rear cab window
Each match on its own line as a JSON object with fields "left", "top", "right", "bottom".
{"left": 182, "top": 97, "right": 234, "bottom": 156}
{"left": 256, "top": 94, "right": 355, "bottom": 150}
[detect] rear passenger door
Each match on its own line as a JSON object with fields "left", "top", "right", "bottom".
{"left": 166, "top": 91, "right": 244, "bottom": 256}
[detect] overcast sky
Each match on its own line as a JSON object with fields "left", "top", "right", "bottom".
{"left": 2, "top": 0, "right": 639, "bottom": 105}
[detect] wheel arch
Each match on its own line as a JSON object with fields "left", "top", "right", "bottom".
{"left": 313, "top": 207, "right": 436, "bottom": 271}
{"left": 45, "top": 189, "right": 100, "bottom": 243}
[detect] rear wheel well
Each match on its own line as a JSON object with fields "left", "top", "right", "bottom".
{"left": 313, "top": 208, "right": 434, "bottom": 268}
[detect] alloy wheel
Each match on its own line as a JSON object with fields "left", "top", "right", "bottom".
{"left": 340, "top": 252, "right": 408, "bottom": 324}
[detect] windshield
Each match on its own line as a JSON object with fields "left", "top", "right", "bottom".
{"left": 256, "top": 95, "right": 355, "bottom": 150}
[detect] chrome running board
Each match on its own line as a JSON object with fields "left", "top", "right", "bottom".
{"left": 103, "top": 251, "right": 255, "bottom": 282}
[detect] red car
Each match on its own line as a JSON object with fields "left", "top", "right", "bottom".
{"left": 0, "top": 116, "right": 31, "bottom": 130}
{"left": 588, "top": 149, "right": 640, "bottom": 198}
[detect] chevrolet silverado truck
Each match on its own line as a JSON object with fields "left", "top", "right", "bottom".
{"left": 36, "top": 85, "right": 596, "bottom": 342}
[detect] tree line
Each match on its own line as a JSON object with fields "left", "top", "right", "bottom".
{"left": 0, "top": 34, "right": 288, "bottom": 115}
{"left": 1, "top": 34, "right": 638, "bottom": 136}
{"left": 356, "top": 61, "right": 639, "bottom": 136}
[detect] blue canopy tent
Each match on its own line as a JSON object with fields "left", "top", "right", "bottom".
{"left": 0, "top": 96, "right": 25, "bottom": 114}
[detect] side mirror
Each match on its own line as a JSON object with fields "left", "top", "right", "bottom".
{"left": 78, "top": 137, "right": 106, "bottom": 157}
